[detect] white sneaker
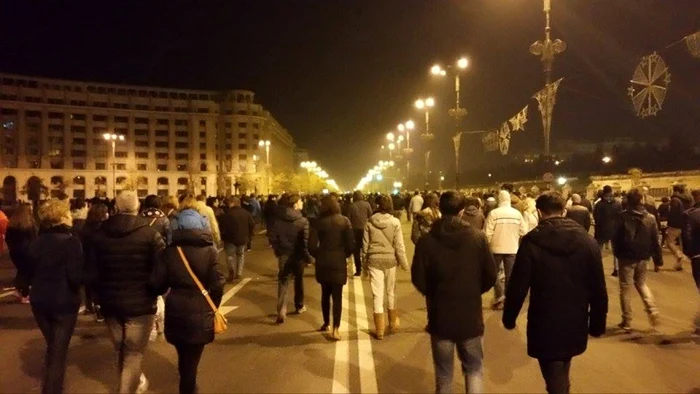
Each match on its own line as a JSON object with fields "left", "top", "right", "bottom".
{"left": 136, "top": 373, "right": 149, "bottom": 393}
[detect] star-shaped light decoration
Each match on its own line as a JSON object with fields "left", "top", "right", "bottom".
{"left": 508, "top": 106, "right": 529, "bottom": 132}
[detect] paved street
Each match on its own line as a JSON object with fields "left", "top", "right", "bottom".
{"left": 1, "top": 221, "right": 699, "bottom": 393}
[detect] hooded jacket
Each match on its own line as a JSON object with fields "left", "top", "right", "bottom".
{"left": 411, "top": 207, "right": 441, "bottom": 244}
{"left": 669, "top": 192, "right": 693, "bottom": 229}
{"left": 141, "top": 207, "right": 172, "bottom": 245}
{"left": 509, "top": 192, "right": 527, "bottom": 213}
{"left": 171, "top": 209, "right": 209, "bottom": 232}
{"left": 309, "top": 214, "right": 355, "bottom": 286}
{"left": 412, "top": 216, "right": 496, "bottom": 340}
{"left": 484, "top": 191, "right": 527, "bottom": 254}
{"left": 462, "top": 205, "right": 485, "bottom": 230}
{"left": 362, "top": 212, "right": 409, "bottom": 270}
{"left": 219, "top": 206, "right": 256, "bottom": 246}
{"left": 270, "top": 208, "right": 313, "bottom": 263}
{"left": 163, "top": 229, "right": 224, "bottom": 345}
{"left": 503, "top": 217, "right": 608, "bottom": 360}
{"left": 347, "top": 200, "right": 373, "bottom": 230}
{"left": 89, "top": 214, "right": 167, "bottom": 318}
{"left": 612, "top": 208, "right": 662, "bottom": 265}
{"left": 593, "top": 194, "right": 621, "bottom": 242}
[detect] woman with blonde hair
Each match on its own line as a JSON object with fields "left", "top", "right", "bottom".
{"left": 162, "top": 195, "right": 180, "bottom": 219}
{"left": 170, "top": 196, "right": 209, "bottom": 231}
{"left": 362, "top": 195, "right": 409, "bottom": 340}
{"left": 28, "top": 199, "right": 84, "bottom": 393}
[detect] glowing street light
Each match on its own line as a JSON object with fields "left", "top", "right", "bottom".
{"left": 103, "top": 133, "right": 125, "bottom": 198}
{"left": 602, "top": 156, "right": 612, "bottom": 164}
{"left": 557, "top": 177, "right": 567, "bottom": 185}
{"left": 457, "top": 57, "right": 469, "bottom": 69}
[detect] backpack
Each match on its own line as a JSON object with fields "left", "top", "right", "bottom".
{"left": 620, "top": 211, "right": 652, "bottom": 260}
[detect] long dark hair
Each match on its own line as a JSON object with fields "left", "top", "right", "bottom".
{"left": 85, "top": 203, "right": 109, "bottom": 227}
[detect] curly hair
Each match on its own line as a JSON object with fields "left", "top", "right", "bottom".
{"left": 38, "top": 199, "right": 72, "bottom": 228}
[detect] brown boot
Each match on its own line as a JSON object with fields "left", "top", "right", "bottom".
{"left": 331, "top": 327, "right": 341, "bottom": 341}
{"left": 373, "top": 313, "right": 385, "bottom": 340}
{"left": 388, "top": 309, "right": 400, "bottom": 334}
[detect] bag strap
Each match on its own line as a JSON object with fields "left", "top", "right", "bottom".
{"left": 177, "top": 246, "right": 218, "bottom": 313}
{"left": 149, "top": 218, "right": 157, "bottom": 226}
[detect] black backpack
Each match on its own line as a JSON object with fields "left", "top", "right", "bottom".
{"left": 620, "top": 211, "right": 652, "bottom": 260}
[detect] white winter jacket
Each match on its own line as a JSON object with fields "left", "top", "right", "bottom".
{"left": 362, "top": 213, "right": 409, "bottom": 271}
{"left": 485, "top": 191, "right": 528, "bottom": 254}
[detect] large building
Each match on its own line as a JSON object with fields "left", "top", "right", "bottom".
{"left": 0, "top": 73, "right": 295, "bottom": 201}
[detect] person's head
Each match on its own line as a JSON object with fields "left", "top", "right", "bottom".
{"left": 9, "top": 203, "right": 35, "bottom": 230}
{"left": 116, "top": 190, "right": 140, "bottom": 215}
{"left": 287, "top": 194, "right": 303, "bottom": 210}
{"left": 422, "top": 193, "right": 439, "bottom": 211}
{"left": 353, "top": 190, "right": 364, "bottom": 202}
{"left": 227, "top": 196, "right": 241, "bottom": 208}
{"left": 206, "top": 196, "right": 218, "bottom": 208}
{"left": 464, "top": 196, "right": 480, "bottom": 209}
{"left": 692, "top": 190, "right": 700, "bottom": 204}
{"left": 571, "top": 193, "right": 582, "bottom": 204}
{"left": 603, "top": 185, "right": 613, "bottom": 195}
{"left": 71, "top": 197, "right": 86, "bottom": 211}
{"left": 86, "top": 203, "right": 109, "bottom": 224}
{"left": 501, "top": 183, "right": 514, "bottom": 193}
{"left": 320, "top": 195, "right": 341, "bottom": 216}
{"left": 179, "top": 195, "right": 199, "bottom": 211}
{"left": 535, "top": 191, "right": 566, "bottom": 219}
{"left": 414, "top": 190, "right": 420, "bottom": 196}
{"left": 439, "top": 191, "right": 465, "bottom": 216}
{"left": 38, "top": 199, "right": 72, "bottom": 228}
{"left": 143, "top": 195, "right": 162, "bottom": 210}
{"left": 626, "top": 188, "right": 644, "bottom": 209}
{"left": 162, "top": 195, "right": 179, "bottom": 214}
{"left": 661, "top": 196, "right": 669, "bottom": 204}
{"left": 673, "top": 185, "right": 686, "bottom": 194}
{"left": 375, "top": 195, "right": 393, "bottom": 214}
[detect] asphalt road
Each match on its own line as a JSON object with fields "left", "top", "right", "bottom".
{"left": 1, "top": 221, "right": 699, "bottom": 393}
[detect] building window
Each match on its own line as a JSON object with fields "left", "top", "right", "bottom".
{"left": 177, "top": 164, "right": 188, "bottom": 171}
{"left": 238, "top": 144, "right": 247, "bottom": 150}
{"left": 156, "top": 153, "right": 168, "bottom": 159}
{"left": 96, "top": 163, "right": 106, "bottom": 170}
{"left": 92, "top": 115, "right": 107, "bottom": 122}
{"left": 116, "top": 163, "right": 126, "bottom": 170}
{"left": 237, "top": 122, "right": 247, "bottom": 128}
{"left": 155, "top": 141, "right": 168, "bottom": 148}
{"left": 155, "top": 130, "right": 169, "bottom": 138}
{"left": 197, "top": 108, "right": 209, "bottom": 114}
{"left": 175, "top": 153, "right": 188, "bottom": 160}
{"left": 71, "top": 126, "right": 86, "bottom": 134}
{"left": 29, "top": 161, "right": 40, "bottom": 169}
{"left": 135, "top": 129, "right": 148, "bottom": 137}
{"left": 253, "top": 123, "right": 260, "bottom": 129}
{"left": 199, "top": 132, "right": 206, "bottom": 138}
{"left": 73, "top": 162, "right": 85, "bottom": 170}
{"left": 201, "top": 177, "right": 207, "bottom": 186}
{"left": 49, "top": 161, "right": 64, "bottom": 169}
{"left": 156, "top": 119, "right": 169, "bottom": 125}
{"left": 115, "top": 152, "right": 128, "bottom": 158}
{"left": 157, "top": 164, "right": 168, "bottom": 171}
{"left": 70, "top": 113, "right": 86, "bottom": 121}
{"left": 137, "top": 164, "right": 147, "bottom": 171}
{"left": 200, "top": 163, "right": 207, "bottom": 171}
{"left": 115, "top": 116, "right": 128, "bottom": 123}
{"left": 48, "top": 112, "right": 64, "bottom": 120}
{"left": 238, "top": 133, "right": 247, "bottom": 139}
{"left": 199, "top": 120, "right": 206, "bottom": 127}
{"left": 175, "top": 131, "right": 188, "bottom": 138}
{"left": 71, "top": 150, "right": 86, "bottom": 157}
{"left": 175, "top": 119, "right": 188, "bottom": 126}
{"left": 239, "top": 154, "right": 247, "bottom": 160}
{"left": 199, "top": 143, "right": 206, "bottom": 150}
{"left": 225, "top": 144, "right": 232, "bottom": 149}
{"left": 175, "top": 142, "right": 188, "bottom": 149}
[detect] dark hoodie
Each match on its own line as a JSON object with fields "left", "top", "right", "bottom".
{"left": 669, "top": 191, "right": 692, "bottom": 229}
{"left": 412, "top": 216, "right": 496, "bottom": 340}
{"left": 88, "top": 214, "right": 167, "bottom": 318}
{"left": 503, "top": 217, "right": 608, "bottom": 361}
{"left": 593, "top": 194, "right": 621, "bottom": 242}
{"left": 270, "top": 208, "right": 313, "bottom": 263}
{"left": 462, "top": 205, "right": 485, "bottom": 230}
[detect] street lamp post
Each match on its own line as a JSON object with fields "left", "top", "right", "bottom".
{"left": 103, "top": 133, "right": 125, "bottom": 198}
{"left": 432, "top": 58, "right": 469, "bottom": 189}
{"left": 398, "top": 120, "right": 415, "bottom": 188}
{"left": 530, "top": 0, "right": 566, "bottom": 156}
{"left": 415, "top": 97, "right": 434, "bottom": 187}
{"left": 258, "top": 139, "right": 271, "bottom": 193}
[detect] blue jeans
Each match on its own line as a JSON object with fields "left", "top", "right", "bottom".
{"left": 430, "top": 335, "right": 483, "bottom": 393}
{"left": 225, "top": 243, "right": 246, "bottom": 278}
{"left": 493, "top": 254, "right": 516, "bottom": 302}
{"left": 277, "top": 256, "right": 305, "bottom": 317}
{"left": 105, "top": 314, "right": 155, "bottom": 393}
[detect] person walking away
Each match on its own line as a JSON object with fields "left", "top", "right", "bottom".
{"left": 309, "top": 195, "right": 354, "bottom": 340}
{"left": 667, "top": 185, "right": 693, "bottom": 271}
{"left": 502, "top": 184, "right": 527, "bottom": 213}
{"left": 263, "top": 195, "right": 278, "bottom": 243}
{"left": 162, "top": 208, "right": 224, "bottom": 394}
{"left": 88, "top": 190, "right": 166, "bottom": 393}
{"left": 219, "top": 196, "right": 255, "bottom": 281}
{"left": 28, "top": 199, "right": 84, "bottom": 394}
{"left": 483, "top": 196, "right": 497, "bottom": 219}
{"left": 404, "top": 192, "right": 412, "bottom": 222}
{"left": 412, "top": 191, "right": 497, "bottom": 393}
{"left": 611, "top": 189, "right": 662, "bottom": 332}
{"left": 270, "top": 194, "right": 314, "bottom": 323}
{"left": 5, "top": 204, "right": 36, "bottom": 304}
{"left": 362, "top": 195, "right": 409, "bottom": 339}
{"left": 70, "top": 198, "right": 88, "bottom": 234}
{"left": 391, "top": 193, "right": 405, "bottom": 220}
{"left": 194, "top": 195, "right": 221, "bottom": 247}
{"left": 411, "top": 193, "right": 441, "bottom": 244}
{"left": 409, "top": 191, "right": 424, "bottom": 222}
{"left": 658, "top": 196, "right": 670, "bottom": 247}
{"left": 523, "top": 196, "right": 539, "bottom": 233}
{"left": 241, "top": 195, "right": 256, "bottom": 251}
{"left": 80, "top": 203, "right": 109, "bottom": 322}
{"left": 594, "top": 185, "right": 622, "bottom": 276}
{"left": 681, "top": 189, "right": 700, "bottom": 335}
{"left": 347, "top": 191, "right": 373, "bottom": 277}
{"left": 484, "top": 190, "right": 527, "bottom": 310}
{"left": 503, "top": 192, "right": 608, "bottom": 394}
{"left": 565, "top": 194, "right": 591, "bottom": 233}
{"left": 462, "top": 196, "right": 485, "bottom": 230}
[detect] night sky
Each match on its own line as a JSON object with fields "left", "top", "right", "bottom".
{"left": 0, "top": 1, "right": 698, "bottom": 189}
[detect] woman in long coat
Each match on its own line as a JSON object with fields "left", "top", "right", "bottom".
{"left": 309, "top": 195, "right": 355, "bottom": 340}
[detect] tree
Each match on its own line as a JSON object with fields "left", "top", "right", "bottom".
{"left": 271, "top": 171, "right": 293, "bottom": 193}
{"left": 20, "top": 176, "right": 48, "bottom": 206}
{"left": 237, "top": 173, "right": 258, "bottom": 194}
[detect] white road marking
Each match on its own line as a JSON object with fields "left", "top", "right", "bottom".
{"left": 0, "top": 290, "right": 16, "bottom": 299}
{"left": 219, "top": 278, "right": 251, "bottom": 316}
{"left": 331, "top": 283, "right": 351, "bottom": 393}
{"left": 354, "top": 278, "right": 378, "bottom": 394}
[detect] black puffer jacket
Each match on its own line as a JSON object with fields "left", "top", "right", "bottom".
{"left": 412, "top": 216, "right": 497, "bottom": 341}
{"left": 163, "top": 229, "right": 224, "bottom": 345}
{"left": 309, "top": 214, "right": 354, "bottom": 286}
{"left": 219, "top": 206, "right": 255, "bottom": 246}
{"left": 593, "top": 195, "right": 621, "bottom": 242}
{"left": 669, "top": 192, "right": 693, "bottom": 229}
{"left": 28, "top": 225, "right": 84, "bottom": 314}
{"left": 682, "top": 202, "right": 700, "bottom": 258}
{"left": 462, "top": 205, "right": 485, "bottom": 230}
{"left": 5, "top": 227, "right": 36, "bottom": 272}
{"left": 141, "top": 208, "right": 172, "bottom": 245}
{"left": 503, "top": 217, "right": 608, "bottom": 360}
{"left": 89, "top": 214, "right": 166, "bottom": 318}
{"left": 270, "top": 208, "right": 313, "bottom": 263}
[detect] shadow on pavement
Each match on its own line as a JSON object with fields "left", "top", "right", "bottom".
{"left": 483, "top": 311, "right": 530, "bottom": 385}
{"left": 214, "top": 330, "right": 329, "bottom": 348}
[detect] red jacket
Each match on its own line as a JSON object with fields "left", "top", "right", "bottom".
{"left": 0, "top": 210, "right": 8, "bottom": 252}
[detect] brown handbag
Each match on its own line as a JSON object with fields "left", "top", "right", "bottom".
{"left": 176, "top": 247, "right": 228, "bottom": 334}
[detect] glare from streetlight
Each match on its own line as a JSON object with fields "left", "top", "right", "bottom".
{"left": 557, "top": 177, "right": 567, "bottom": 185}
{"left": 488, "top": 173, "right": 492, "bottom": 177}
{"left": 397, "top": 135, "right": 404, "bottom": 143}
{"left": 457, "top": 57, "right": 469, "bottom": 69}
{"left": 258, "top": 140, "right": 265, "bottom": 147}
{"left": 431, "top": 65, "right": 443, "bottom": 75}
{"left": 602, "top": 156, "right": 612, "bottom": 164}
{"left": 415, "top": 99, "right": 425, "bottom": 109}
{"left": 386, "top": 132, "right": 395, "bottom": 141}
{"left": 376, "top": 174, "right": 383, "bottom": 181}
{"left": 440, "top": 176, "right": 445, "bottom": 181}
{"left": 440, "top": 70, "right": 446, "bottom": 76}
{"left": 554, "top": 160, "right": 561, "bottom": 166}
{"left": 388, "top": 143, "right": 396, "bottom": 150}
{"left": 405, "top": 120, "right": 415, "bottom": 130}
{"left": 397, "top": 124, "right": 405, "bottom": 132}
{"left": 388, "top": 161, "right": 395, "bottom": 166}
{"left": 425, "top": 97, "right": 435, "bottom": 107}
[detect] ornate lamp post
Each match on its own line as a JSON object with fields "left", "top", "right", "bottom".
{"left": 431, "top": 57, "right": 468, "bottom": 188}
{"left": 258, "top": 139, "right": 271, "bottom": 193}
{"left": 103, "top": 132, "right": 125, "bottom": 198}
{"left": 529, "top": 0, "right": 566, "bottom": 157}
{"left": 398, "top": 120, "right": 415, "bottom": 187}
{"left": 415, "top": 97, "right": 434, "bottom": 187}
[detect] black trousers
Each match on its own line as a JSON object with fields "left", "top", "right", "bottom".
{"left": 174, "top": 343, "right": 205, "bottom": 394}
{"left": 321, "top": 284, "right": 344, "bottom": 327}
{"left": 352, "top": 229, "right": 364, "bottom": 274}
{"left": 538, "top": 358, "right": 572, "bottom": 394}
{"left": 32, "top": 309, "right": 78, "bottom": 394}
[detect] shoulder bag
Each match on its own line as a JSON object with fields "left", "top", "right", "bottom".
{"left": 176, "top": 246, "right": 228, "bottom": 334}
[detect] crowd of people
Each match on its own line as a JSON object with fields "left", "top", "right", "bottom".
{"left": 0, "top": 182, "right": 699, "bottom": 394}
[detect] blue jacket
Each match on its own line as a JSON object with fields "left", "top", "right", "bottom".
{"left": 171, "top": 209, "right": 209, "bottom": 231}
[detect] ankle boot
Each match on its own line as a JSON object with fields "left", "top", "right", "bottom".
{"left": 331, "top": 327, "right": 341, "bottom": 340}
{"left": 388, "top": 309, "right": 400, "bottom": 333}
{"left": 373, "top": 313, "right": 385, "bottom": 340}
